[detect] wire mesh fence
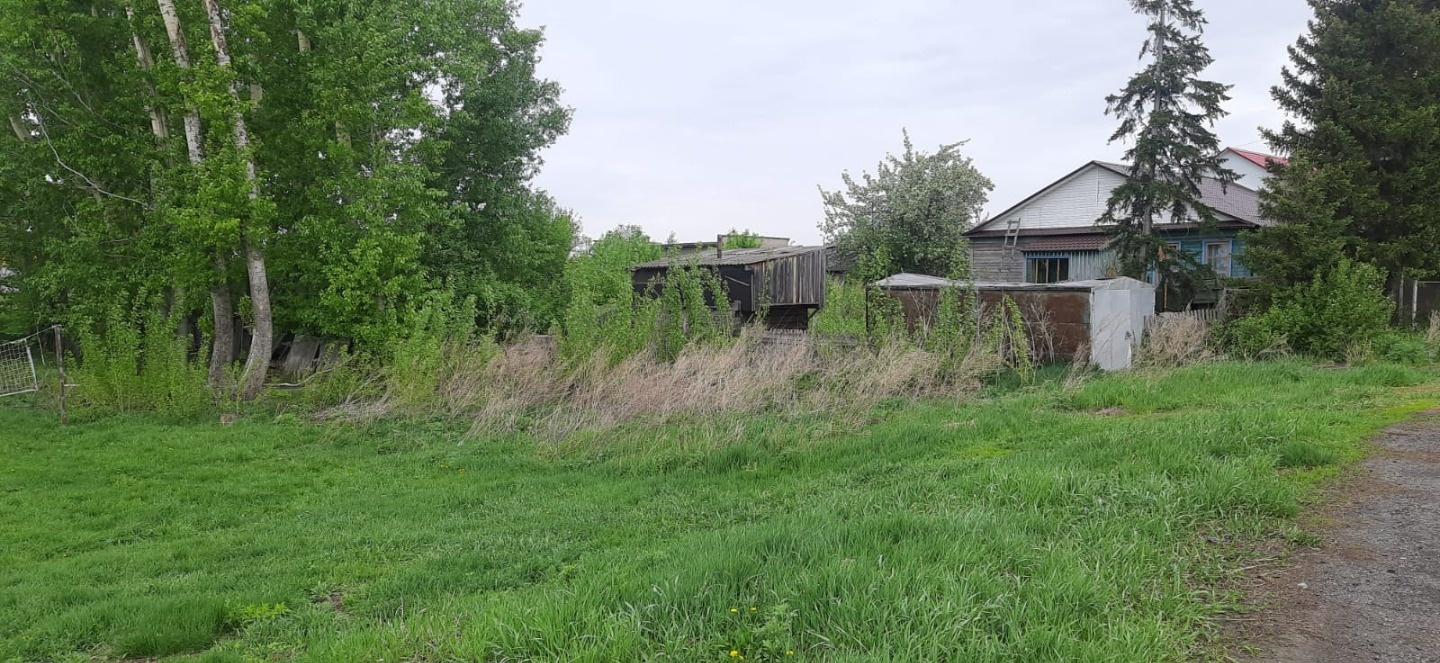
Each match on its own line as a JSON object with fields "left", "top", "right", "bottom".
{"left": 0, "top": 336, "right": 40, "bottom": 399}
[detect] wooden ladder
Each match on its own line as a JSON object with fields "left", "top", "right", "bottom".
{"left": 1002, "top": 218, "right": 1022, "bottom": 261}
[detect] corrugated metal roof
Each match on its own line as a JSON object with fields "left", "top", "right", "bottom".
{"left": 1022, "top": 236, "right": 1112, "bottom": 252}
{"left": 632, "top": 245, "right": 823, "bottom": 269}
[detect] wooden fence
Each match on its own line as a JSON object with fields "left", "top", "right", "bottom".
{"left": 1143, "top": 309, "right": 1226, "bottom": 334}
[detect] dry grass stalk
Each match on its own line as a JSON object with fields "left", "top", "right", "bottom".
{"left": 1136, "top": 314, "right": 1218, "bottom": 368}
{"left": 331, "top": 312, "right": 1024, "bottom": 442}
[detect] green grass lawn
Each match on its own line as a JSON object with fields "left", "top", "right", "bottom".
{"left": 1, "top": 362, "right": 1436, "bottom": 662}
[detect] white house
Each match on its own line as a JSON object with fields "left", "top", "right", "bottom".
{"left": 964, "top": 149, "right": 1285, "bottom": 287}
{"left": 1217, "top": 147, "right": 1287, "bottom": 190}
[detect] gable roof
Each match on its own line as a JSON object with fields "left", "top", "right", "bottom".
{"left": 1222, "top": 147, "right": 1288, "bottom": 169}
{"left": 968, "top": 160, "right": 1267, "bottom": 236}
{"left": 1091, "top": 162, "right": 1266, "bottom": 226}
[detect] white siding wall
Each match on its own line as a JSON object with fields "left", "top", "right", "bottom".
{"left": 1218, "top": 153, "right": 1272, "bottom": 190}
{"left": 1001, "top": 167, "right": 1129, "bottom": 232}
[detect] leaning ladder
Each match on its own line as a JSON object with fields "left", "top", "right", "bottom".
{"left": 1001, "top": 218, "right": 1022, "bottom": 263}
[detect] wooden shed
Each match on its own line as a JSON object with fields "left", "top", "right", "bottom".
{"left": 873, "top": 274, "right": 1154, "bottom": 370}
{"left": 632, "top": 246, "right": 827, "bottom": 330}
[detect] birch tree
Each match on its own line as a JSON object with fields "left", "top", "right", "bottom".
{"left": 1, "top": 0, "right": 574, "bottom": 398}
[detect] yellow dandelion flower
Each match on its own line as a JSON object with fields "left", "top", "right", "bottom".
{"left": 749, "top": 607, "right": 757, "bottom": 612}
{"left": 787, "top": 651, "right": 795, "bottom": 656}
{"left": 729, "top": 608, "right": 738, "bottom": 613}
{"left": 729, "top": 650, "right": 739, "bottom": 658}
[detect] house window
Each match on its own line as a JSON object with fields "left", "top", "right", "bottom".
{"left": 1026, "top": 257, "right": 1070, "bottom": 284}
{"left": 1204, "top": 241, "right": 1232, "bottom": 277}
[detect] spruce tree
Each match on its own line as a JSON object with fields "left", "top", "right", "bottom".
{"left": 1246, "top": 0, "right": 1440, "bottom": 296}
{"left": 1100, "top": 0, "right": 1235, "bottom": 282}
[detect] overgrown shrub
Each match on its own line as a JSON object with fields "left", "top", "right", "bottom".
{"left": 1223, "top": 260, "right": 1393, "bottom": 361}
{"left": 1370, "top": 332, "right": 1433, "bottom": 366}
{"left": 71, "top": 304, "right": 208, "bottom": 414}
{"left": 384, "top": 292, "right": 482, "bottom": 408}
{"left": 1427, "top": 315, "right": 1440, "bottom": 359}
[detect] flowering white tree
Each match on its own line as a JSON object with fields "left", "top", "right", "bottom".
{"left": 820, "top": 130, "right": 992, "bottom": 278}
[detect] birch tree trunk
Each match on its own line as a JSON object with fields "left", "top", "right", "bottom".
{"left": 204, "top": 0, "right": 273, "bottom": 401}
{"left": 155, "top": 0, "right": 234, "bottom": 387}
{"left": 8, "top": 114, "right": 27, "bottom": 141}
{"left": 126, "top": 4, "right": 170, "bottom": 141}
{"left": 156, "top": 0, "right": 202, "bottom": 165}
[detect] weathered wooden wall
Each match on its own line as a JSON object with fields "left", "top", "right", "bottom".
{"left": 970, "top": 237, "right": 1113, "bottom": 283}
{"left": 750, "top": 252, "right": 826, "bottom": 310}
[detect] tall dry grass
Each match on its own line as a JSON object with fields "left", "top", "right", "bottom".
{"left": 1135, "top": 314, "right": 1219, "bottom": 368}
{"left": 326, "top": 324, "right": 1015, "bottom": 442}
{"left": 1427, "top": 315, "right": 1440, "bottom": 352}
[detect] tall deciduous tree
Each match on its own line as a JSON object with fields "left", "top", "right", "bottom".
{"left": 0, "top": 0, "right": 572, "bottom": 397}
{"left": 820, "top": 130, "right": 992, "bottom": 278}
{"left": 1245, "top": 0, "right": 1440, "bottom": 296}
{"left": 1100, "top": 0, "right": 1235, "bottom": 279}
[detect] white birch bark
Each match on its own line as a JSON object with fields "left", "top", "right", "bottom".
{"left": 126, "top": 4, "right": 170, "bottom": 141}
{"left": 203, "top": 0, "right": 273, "bottom": 400}
{"left": 156, "top": 0, "right": 233, "bottom": 386}
{"left": 156, "top": 0, "right": 203, "bottom": 165}
{"left": 8, "top": 114, "right": 27, "bottom": 141}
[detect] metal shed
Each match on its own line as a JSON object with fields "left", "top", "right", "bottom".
{"left": 632, "top": 246, "right": 828, "bottom": 330}
{"left": 873, "top": 274, "right": 1155, "bottom": 370}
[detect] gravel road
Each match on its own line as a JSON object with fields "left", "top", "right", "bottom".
{"left": 1247, "top": 411, "right": 1440, "bottom": 663}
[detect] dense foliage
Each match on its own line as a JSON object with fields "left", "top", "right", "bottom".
{"left": 1100, "top": 0, "right": 1236, "bottom": 279}
{"left": 1245, "top": 0, "right": 1440, "bottom": 294}
{"left": 819, "top": 130, "right": 992, "bottom": 278}
{"left": 1225, "top": 259, "right": 1394, "bottom": 361}
{"left": 0, "top": 0, "right": 571, "bottom": 397}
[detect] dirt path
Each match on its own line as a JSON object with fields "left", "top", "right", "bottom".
{"left": 1243, "top": 411, "right": 1440, "bottom": 663}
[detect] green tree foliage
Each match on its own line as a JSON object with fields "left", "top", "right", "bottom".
{"left": 1245, "top": 0, "right": 1440, "bottom": 293}
{"left": 0, "top": 0, "right": 571, "bottom": 388}
{"left": 820, "top": 130, "right": 992, "bottom": 277}
{"left": 1101, "top": 0, "right": 1236, "bottom": 279}
{"left": 559, "top": 225, "right": 733, "bottom": 365}
{"left": 724, "top": 229, "right": 764, "bottom": 249}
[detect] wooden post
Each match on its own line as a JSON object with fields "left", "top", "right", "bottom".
{"left": 54, "top": 325, "right": 67, "bottom": 426}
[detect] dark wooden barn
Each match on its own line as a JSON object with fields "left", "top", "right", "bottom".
{"left": 631, "top": 246, "right": 828, "bottom": 330}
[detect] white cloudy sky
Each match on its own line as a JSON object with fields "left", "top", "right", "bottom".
{"left": 516, "top": 1, "right": 1312, "bottom": 245}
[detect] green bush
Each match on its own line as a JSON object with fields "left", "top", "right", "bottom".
{"left": 1224, "top": 260, "right": 1393, "bottom": 361}
{"left": 1371, "top": 332, "right": 1433, "bottom": 365}
{"left": 71, "top": 304, "right": 209, "bottom": 414}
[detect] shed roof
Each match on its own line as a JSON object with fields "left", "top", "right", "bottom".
{"left": 873, "top": 274, "right": 1153, "bottom": 292}
{"left": 632, "top": 245, "right": 824, "bottom": 269}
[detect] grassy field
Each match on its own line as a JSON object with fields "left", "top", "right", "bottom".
{"left": 1, "top": 361, "right": 1436, "bottom": 662}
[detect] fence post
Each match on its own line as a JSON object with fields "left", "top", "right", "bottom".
{"left": 54, "top": 325, "right": 67, "bottom": 426}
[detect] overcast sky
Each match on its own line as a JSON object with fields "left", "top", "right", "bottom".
{"left": 516, "top": 1, "right": 1313, "bottom": 245}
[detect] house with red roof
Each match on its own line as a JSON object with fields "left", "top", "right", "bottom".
{"left": 1219, "top": 147, "right": 1288, "bottom": 190}
{"left": 963, "top": 149, "right": 1287, "bottom": 304}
